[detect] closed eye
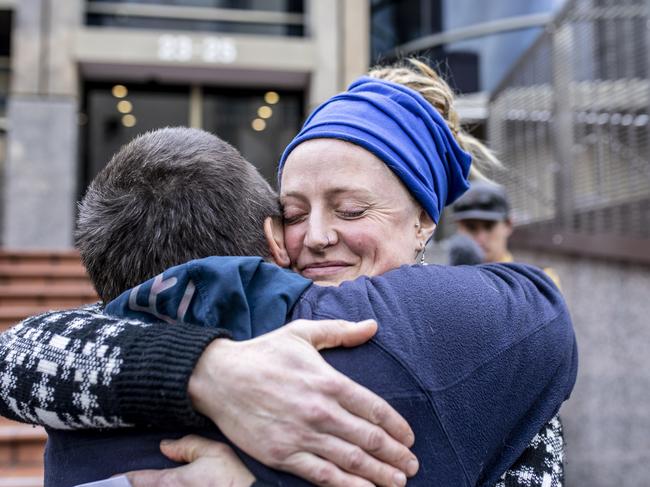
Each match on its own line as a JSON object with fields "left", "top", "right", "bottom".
{"left": 338, "top": 209, "right": 366, "bottom": 219}
{"left": 283, "top": 212, "right": 307, "bottom": 225}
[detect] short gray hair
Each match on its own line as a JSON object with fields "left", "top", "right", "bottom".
{"left": 76, "top": 127, "right": 279, "bottom": 303}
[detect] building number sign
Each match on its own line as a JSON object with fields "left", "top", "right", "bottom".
{"left": 158, "top": 35, "right": 237, "bottom": 64}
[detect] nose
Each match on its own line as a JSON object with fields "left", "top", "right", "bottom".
{"left": 304, "top": 213, "right": 337, "bottom": 251}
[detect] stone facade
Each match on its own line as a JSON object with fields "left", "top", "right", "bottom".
{"left": 4, "top": 97, "right": 77, "bottom": 248}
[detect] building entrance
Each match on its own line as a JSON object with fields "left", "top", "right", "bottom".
{"left": 81, "top": 81, "right": 303, "bottom": 193}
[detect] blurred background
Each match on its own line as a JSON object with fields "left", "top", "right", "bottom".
{"left": 0, "top": 0, "right": 648, "bottom": 486}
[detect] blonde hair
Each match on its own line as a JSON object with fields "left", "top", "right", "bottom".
{"left": 368, "top": 58, "right": 501, "bottom": 180}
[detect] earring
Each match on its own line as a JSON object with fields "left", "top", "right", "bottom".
{"left": 419, "top": 242, "right": 426, "bottom": 265}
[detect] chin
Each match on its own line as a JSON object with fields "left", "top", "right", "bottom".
{"left": 313, "top": 271, "right": 359, "bottom": 287}
{"left": 313, "top": 279, "right": 341, "bottom": 287}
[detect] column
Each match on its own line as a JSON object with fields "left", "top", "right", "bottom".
{"left": 3, "top": 0, "right": 82, "bottom": 248}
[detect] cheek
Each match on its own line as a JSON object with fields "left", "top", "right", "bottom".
{"left": 283, "top": 226, "right": 305, "bottom": 261}
{"left": 491, "top": 229, "right": 506, "bottom": 245}
{"left": 341, "top": 224, "right": 406, "bottom": 270}
{"left": 343, "top": 229, "right": 380, "bottom": 257}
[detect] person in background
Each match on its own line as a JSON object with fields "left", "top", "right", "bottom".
{"left": 450, "top": 181, "right": 562, "bottom": 288}
{"left": 451, "top": 182, "right": 514, "bottom": 263}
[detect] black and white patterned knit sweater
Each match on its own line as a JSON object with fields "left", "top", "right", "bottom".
{"left": 0, "top": 304, "right": 225, "bottom": 429}
{"left": 0, "top": 305, "right": 564, "bottom": 486}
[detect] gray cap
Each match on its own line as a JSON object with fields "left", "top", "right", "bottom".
{"left": 452, "top": 182, "right": 509, "bottom": 222}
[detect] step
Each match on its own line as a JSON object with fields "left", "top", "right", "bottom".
{"left": 0, "top": 284, "right": 98, "bottom": 307}
{"left": 0, "top": 250, "right": 82, "bottom": 267}
{"left": 0, "top": 251, "right": 85, "bottom": 487}
{"left": 0, "top": 419, "right": 46, "bottom": 485}
{"left": 0, "top": 418, "right": 47, "bottom": 443}
{"left": 0, "top": 263, "right": 90, "bottom": 286}
{"left": 0, "top": 439, "right": 46, "bottom": 468}
{"left": 0, "top": 469, "right": 43, "bottom": 487}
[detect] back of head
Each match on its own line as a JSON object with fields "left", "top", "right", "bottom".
{"left": 368, "top": 59, "right": 501, "bottom": 180}
{"left": 76, "top": 127, "right": 279, "bottom": 303}
{"left": 448, "top": 234, "right": 485, "bottom": 266}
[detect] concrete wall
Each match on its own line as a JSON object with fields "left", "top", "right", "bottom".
{"left": 513, "top": 250, "right": 650, "bottom": 487}
{"left": 4, "top": 97, "right": 77, "bottom": 248}
{"left": 3, "top": 0, "right": 80, "bottom": 248}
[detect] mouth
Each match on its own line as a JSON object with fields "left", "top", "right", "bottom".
{"left": 300, "top": 261, "right": 353, "bottom": 279}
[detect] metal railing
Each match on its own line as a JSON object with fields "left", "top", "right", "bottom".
{"left": 487, "top": 0, "right": 650, "bottom": 264}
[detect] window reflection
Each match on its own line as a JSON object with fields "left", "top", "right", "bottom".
{"left": 89, "top": 1, "right": 304, "bottom": 12}
{"left": 86, "top": 0, "right": 305, "bottom": 36}
{"left": 81, "top": 82, "right": 303, "bottom": 195}
{"left": 82, "top": 82, "right": 190, "bottom": 189}
{"left": 202, "top": 88, "right": 303, "bottom": 186}
{"left": 0, "top": 10, "right": 11, "bottom": 117}
{"left": 371, "top": 0, "right": 565, "bottom": 93}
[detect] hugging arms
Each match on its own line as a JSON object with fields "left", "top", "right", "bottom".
{"left": 3, "top": 256, "right": 576, "bottom": 487}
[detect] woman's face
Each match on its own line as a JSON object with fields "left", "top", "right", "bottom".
{"left": 280, "top": 139, "right": 433, "bottom": 285}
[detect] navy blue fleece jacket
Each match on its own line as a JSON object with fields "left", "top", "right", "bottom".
{"left": 45, "top": 257, "right": 577, "bottom": 487}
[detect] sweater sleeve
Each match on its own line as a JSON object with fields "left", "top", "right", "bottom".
{"left": 0, "top": 304, "right": 228, "bottom": 429}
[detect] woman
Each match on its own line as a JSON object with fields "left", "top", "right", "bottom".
{"left": 1, "top": 61, "right": 572, "bottom": 486}
{"left": 286, "top": 61, "right": 567, "bottom": 487}
{"left": 121, "top": 60, "right": 568, "bottom": 486}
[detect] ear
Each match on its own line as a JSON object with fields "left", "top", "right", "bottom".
{"left": 416, "top": 209, "right": 436, "bottom": 243}
{"left": 264, "top": 216, "right": 290, "bottom": 268}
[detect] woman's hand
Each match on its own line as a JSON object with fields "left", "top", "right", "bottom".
{"left": 125, "top": 435, "right": 255, "bottom": 487}
{"left": 188, "top": 319, "right": 418, "bottom": 487}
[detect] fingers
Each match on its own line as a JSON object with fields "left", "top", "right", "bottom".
{"left": 287, "top": 319, "right": 378, "bottom": 350}
{"left": 281, "top": 451, "right": 375, "bottom": 487}
{"left": 306, "top": 433, "right": 408, "bottom": 487}
{"left": 160, "top": 435, "right": 234, "bottom": 464}
{"left": 282, "top": 318, "right": 418, "bottom": 479}
{"left": 314, "top": 400, "right": 418, "bottom": 478}
{"left": 126, "top": 469, "right": 168, "bottom": 487}
{"left": 337, "top": 375, "right": 416, "bottom": 449}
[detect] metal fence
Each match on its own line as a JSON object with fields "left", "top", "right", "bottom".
{"left": 487, "top": 0, "right": 650, "bottom": 264}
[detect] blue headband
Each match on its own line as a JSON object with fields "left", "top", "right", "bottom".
{"left": 278, "top": 76, "right": 472, "bottom": 223}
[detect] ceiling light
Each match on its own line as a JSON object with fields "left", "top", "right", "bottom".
{"left": 117, "top": 100, "right": 133, "bottom": 114}
{"left": 112, "top": 85, "right": 128, "bottom": 98}
{"left": 264, "top": 91, "right": 279, "bottom": 104}
{"left": 251, "top": 118, "right": 266, "bottom": 131}
{"left": 122, "top": 114, "right": 136, "bottom": 127}
{"left": 257, "top": 106, "right": 272, "bottom": 119}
